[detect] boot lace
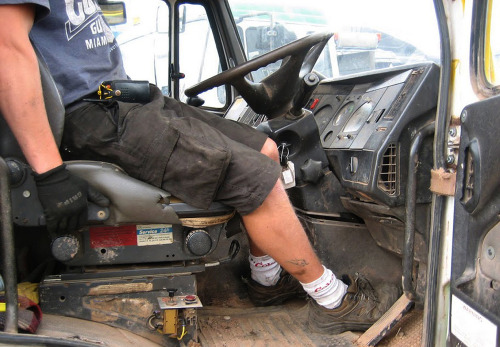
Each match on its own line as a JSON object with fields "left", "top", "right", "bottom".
{"left": 353, "top": 273, "right": 379, "bottom": 303}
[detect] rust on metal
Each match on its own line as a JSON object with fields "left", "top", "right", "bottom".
{"left": 84, "top": 297, "right": 154, "bottom": 323}
{"left": 430, "top": 168, "right": 456, "bottom": 196}
{"left": 88, "top": 282, "right": 153, "bottom": 296}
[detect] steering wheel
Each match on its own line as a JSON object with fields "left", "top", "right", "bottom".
{"left": 184, "top": 31, "right": 333, "bottom": 119}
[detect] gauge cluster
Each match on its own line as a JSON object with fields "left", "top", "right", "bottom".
{"left": 308, "top": 63, "right": 440, "bottom": 206}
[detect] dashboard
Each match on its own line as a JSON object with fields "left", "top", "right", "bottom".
{"left": 225, "top": 63, "right": 440, "bottom": 207}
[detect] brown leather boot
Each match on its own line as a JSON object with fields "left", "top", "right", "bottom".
{"left": 308, "top": 273, "right": 401, "bottom": 334}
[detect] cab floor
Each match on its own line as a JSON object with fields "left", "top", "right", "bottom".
{"left": 198, "top": 302, "right": 423, "bottom": 347}
{"left": 196, "top": 234, "right": 422, "bottom": 347}
{"left": 198, "top": 301, "right": 358, "bottom": 347}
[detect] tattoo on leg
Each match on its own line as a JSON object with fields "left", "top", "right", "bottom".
{"left": 287, "top": 259, "right": 309, "bottom": 267}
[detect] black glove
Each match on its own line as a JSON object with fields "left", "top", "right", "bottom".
{"left": 34, "top": 164, "right": 109, "bottom": 234}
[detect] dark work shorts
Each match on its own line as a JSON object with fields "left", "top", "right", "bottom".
{"left": 63, "top": 85, "right": 281, "bottom": 215}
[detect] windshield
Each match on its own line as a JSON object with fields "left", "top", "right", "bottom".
{"left": 228, "top": 0, "right": 440, "bottom": 81}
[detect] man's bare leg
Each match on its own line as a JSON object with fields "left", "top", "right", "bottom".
{"left": 244, "top": 140, "right": 399, "bottom": 333}
{"left": 242, "top": 180, "right": 324, "bottom": 283}
{"left": 242, "top": 138, "right": 324, "bottom": 283}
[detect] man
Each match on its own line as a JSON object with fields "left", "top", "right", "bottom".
{"left": 0, "top": 0, "right": 398, "bottom": 334}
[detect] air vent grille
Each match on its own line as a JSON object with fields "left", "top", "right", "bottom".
{"left": 378, "top": 143, "right": 398, "bottom": 196}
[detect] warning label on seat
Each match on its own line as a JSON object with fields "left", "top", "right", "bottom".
{"left": 136, "top": 224, "right": 173, "bottom": 246}
{"left": 89, "top": 224, "right": 174, "bottom": 248}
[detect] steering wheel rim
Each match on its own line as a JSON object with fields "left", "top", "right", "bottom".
{"left": 184, "top": 31, "right": 333, "bottom": 118}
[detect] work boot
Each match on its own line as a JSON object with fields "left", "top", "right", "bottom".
{"left": 308, "top": 273, "right": 400, "bottom": 334}
{"left": 244, "top": 270, "right": 307, "bottom": 306}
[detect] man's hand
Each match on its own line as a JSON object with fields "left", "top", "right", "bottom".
{"left": 34, "top": 164, "right": 109, "bottom": 234}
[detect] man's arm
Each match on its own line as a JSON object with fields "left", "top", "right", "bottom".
{"left": 0, "top": 4, "right": 62, "bottom": 173}
{"left": 0, "top": 4, "right": 109, "bottom": 234}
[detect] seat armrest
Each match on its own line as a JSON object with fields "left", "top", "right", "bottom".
{"left": 66, "top": 160, "right": 181, "bottom": 225}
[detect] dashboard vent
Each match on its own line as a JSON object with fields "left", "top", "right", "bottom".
{"left": 378, "top": 143, "right": 398, "bottom": 196}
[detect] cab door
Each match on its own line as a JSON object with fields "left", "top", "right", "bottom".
{"left": 449, "top": 1, "right": 500, "bottom": 346}
{"left": 450, "top": 96, "right": 500, "bottom": 347}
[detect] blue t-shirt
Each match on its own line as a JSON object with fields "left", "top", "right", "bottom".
{"left": 20, "top": 0, "right": 128, "bottom": 106}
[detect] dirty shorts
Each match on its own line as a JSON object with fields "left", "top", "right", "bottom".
{"left": 63, "top": 85, "right": 282, "bottom": 215}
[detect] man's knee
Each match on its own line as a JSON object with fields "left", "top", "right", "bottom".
{"left": 260, "top": 138, "right": 279, "bottom": 163}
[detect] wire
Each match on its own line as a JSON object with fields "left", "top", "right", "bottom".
{"left": 177, "top": 325, "right": 187, "bottom": 340}
{"left": 147, "top": 313, "right": 163, "bottom": 333}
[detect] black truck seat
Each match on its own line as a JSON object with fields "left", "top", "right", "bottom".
{"left": 0, "top": 46, "right": 235, "bottom": 267}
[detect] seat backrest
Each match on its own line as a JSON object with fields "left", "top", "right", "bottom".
{"left": 0, "top": 45, "right": 65, "bottom": 159}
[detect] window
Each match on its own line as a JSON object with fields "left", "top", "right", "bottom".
{"left": 178, "top": 4, "right": 224, "bottom": 108}
{"left": 101, "top": 0, "right": 170, "bottom": 95}
{"left": 228, "top": 0, "right": 440, "bottom": 81}
{"left": 101, "top": 1, "right": 224, "bottom": 108}
{"left": 472, "top": 0, "right": 500, "bottom": 96}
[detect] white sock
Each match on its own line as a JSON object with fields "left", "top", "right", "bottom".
{"left": 300, "top": 266, "right": 348, "bottom": 309}
{"left": 249, "top": 254, "right": 281, "bottom": 286}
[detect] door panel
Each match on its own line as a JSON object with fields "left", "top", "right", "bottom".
{"left": 450, "top": 94, "right": 500, "bottom": 347}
